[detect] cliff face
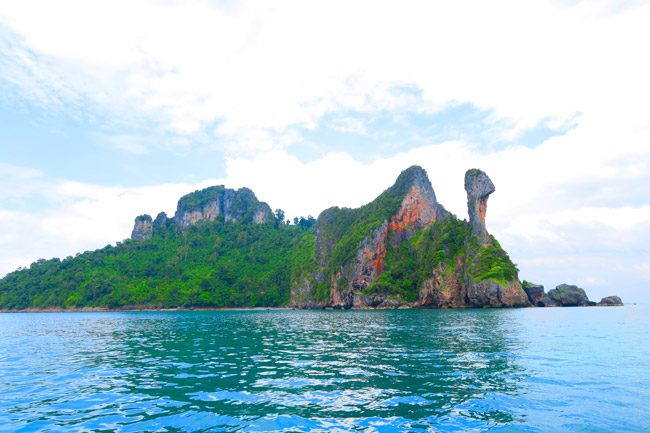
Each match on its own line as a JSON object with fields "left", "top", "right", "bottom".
{"left": 131, "top": 215, "right": 153, "bottom": 241}
{"left": 465, "top": 169, "right": 495, "bottom": 246}
{"left": 131, "top": 186, "right": 274, "bottom": 240}
{"left": 174, "top": 186, "right": 273, "bottom": 228}
{"left": 292, "top": 166, "right": 529, "bottom": 309}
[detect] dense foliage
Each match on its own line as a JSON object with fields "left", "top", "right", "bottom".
{"left": 316, "top": 166, "right": 425, "bottom": 285}
{"left": 0, "top": 166, "right": 521, "bottom": 310}
{"left": 364, "top": 216, "right": 519, "bottom": 301}
{"left": 0, "top": 220, "right": 315, "bottom": 310}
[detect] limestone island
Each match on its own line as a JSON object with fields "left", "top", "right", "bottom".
{"left": 0, "top": 166, "right": 622, "bottom": 311}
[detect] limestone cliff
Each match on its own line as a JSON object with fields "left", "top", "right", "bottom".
{"left": 291, "top": 166, "right": 529, "bottom": 309}
{"left": 131, "top": 215, "right": 153, "bottom": 241}
{"left": 174, "top": 186, "right": 273, "bottom": 228}
{"left": 465, "top": 169, "right": 495, "bottom": 246}
{"left": 131, "top": 186, "right": 274, "bottom": 241}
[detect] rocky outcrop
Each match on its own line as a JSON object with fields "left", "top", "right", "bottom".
{"left": 174, "top": 186, "right": 273, "bottom": 228}
{"left": 532, "top": 284, "right": 624, "bottom": 308}
{"left": 131, "top": 215, "right": 153, "bottom": 241}
{"left": 349, "top": 169, "right": 448, "bottom": 299}
{"left": 295, "top": 165, "right": 531, "bottom": 309}
{"left": 315, "top": 166, "right": 452, "bottom": 309}
{"left": 153, "top": 212, "right": 169, "bottom": 231}
{"left": 540, "top": 284, "right": 590, "bottom": 307}
{"left": 467, "top": 280, "right": 530, "bottom": 308}
{"left": 130, "top": 186, "right": 274, "bottom": 242}
{"left": 522, "top": 281, "right": 545, "bottom": 305}
{"left": 388, "top": 167, "right": 448, "bottom": 243}
{"left": 351, "top": 221, "right": 389, "bottom": 292}
{"left": 417, "top": 262, "right": 465, "bottom": 308}
{"left": 464, "top": 169, "right": 495, "bottom": 246}
{"left": 598, "top": 296, "right": 623, "bottom": 306}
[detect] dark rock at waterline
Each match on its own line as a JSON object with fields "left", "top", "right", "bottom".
{"left": 598, "top": 296, "right": 623, "bottom": 306}
{"left": 468, "top": 281, "right": 501, "bottom": 307}
{"left": 522, "top": 281, "right": 545, "bottom": 305}
{"left": 542, "top": 284, "right": 590, "bottom": 307}
{"left": 537, "top": 296, "right": 559, "bottom": 307}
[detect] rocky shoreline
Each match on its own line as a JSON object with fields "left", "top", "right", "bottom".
{"left": 2, "top": 288, "right": 623, "bottom": 313}
{"left": 523, "top": 282, "right": 623, "bottom": 307}
{"left": 0, "top": 306, "right": 292, "bottom": 313}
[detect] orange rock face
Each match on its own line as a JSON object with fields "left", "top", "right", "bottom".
{"left": 477, "top": 198, "right": 487, "bottom": 224}
{"left": 351, "top": 184, "right": 440, "bottom": 294}
{"left": 388, "top": 186, "right": 437, "bottom": 237}
{"left": 352, "top": 222, "right": 388, "bottom": 290}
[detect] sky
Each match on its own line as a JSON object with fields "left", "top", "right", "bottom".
{"left": 1, "top": 0, "right": 649, "bottom": 302}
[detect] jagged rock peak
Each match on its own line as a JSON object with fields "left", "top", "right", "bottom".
{"left": 174, "top": 185, "right": 273, "bottom": 228}
{"left": 388, "top": 166, "right": 448, "bottom": 236}
{"left": 464, "top": 168, "right": 495, "bottom": 246}
{"left": 153, "top": 212, "right": 169, "bottom": 230}
{"left": 131, "top": 214, "right": 153, "bottom": 241}
{"left": 392, "top": 166, "right": 437, "bottom": 200}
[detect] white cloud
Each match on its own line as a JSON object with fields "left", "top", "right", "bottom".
{"left": 1, "top": 0, "right": 650, "bottom": 304}
{"left": 2, "top": 0, "right": 650, "bottom": 151}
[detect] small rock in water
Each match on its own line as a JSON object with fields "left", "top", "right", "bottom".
{"left": 522, "top": 281, "right": 545, "bottom": 305}
{"left": 541, "top": 284, "right": 590, "bottom": 307}
{"left": 598, "top": 296, "right": 623, "bottom": 306}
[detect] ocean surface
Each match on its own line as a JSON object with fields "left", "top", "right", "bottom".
{"left": 0, "top": 307, "right": 648, "bottom": 432}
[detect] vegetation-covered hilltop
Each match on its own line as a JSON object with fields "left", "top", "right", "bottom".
{"left": 0, "top": 166, "right": 532, "bottom": 310}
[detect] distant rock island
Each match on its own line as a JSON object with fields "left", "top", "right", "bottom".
{"left": 0, "top": 166, "right": 622, "bottom": 310}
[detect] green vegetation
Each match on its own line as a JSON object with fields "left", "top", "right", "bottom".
{"left": 471, "top": 238, "right": 519, "bottom": 286}
{"left": 364, "top": 217, "right": 519, "bottom": 300}
{"left": 177, "top": 185, "right": 226, "bottom": 211}
{"left": 317, "top": 166, "right": 425, "bottom": 285}
{"left": 0, "top": 166, "right": 521, "bottom": 310}
{"left": 0, "top": 220, "right": 315, "bottom": 310}
{"left": 522, "top": 280, "right": 540, "bottom": 289}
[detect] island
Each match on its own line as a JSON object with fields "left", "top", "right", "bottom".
{"left": 0, "top": 166, "right": 622, "bottom": 310}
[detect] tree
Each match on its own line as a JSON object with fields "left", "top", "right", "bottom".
{"left": 274, "top": 209, "right": 285, "bottom": 227}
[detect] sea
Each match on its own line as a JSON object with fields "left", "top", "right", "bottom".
{"left": 1, "top": 306, "right": 648, "bottom": 432}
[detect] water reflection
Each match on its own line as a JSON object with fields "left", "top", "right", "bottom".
{"left": 1, "top": 310, "right": 531, "bottom": 431}
{"left": 11, "top": 308, "right": 641, "bottom": 432}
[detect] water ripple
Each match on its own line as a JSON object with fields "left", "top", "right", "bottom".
{"left": 1, "top": 307, "right": 649, "bottom": 432}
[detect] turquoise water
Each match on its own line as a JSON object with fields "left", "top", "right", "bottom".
{"left": 0, "top": 307, "right": 648, "bottom": 432}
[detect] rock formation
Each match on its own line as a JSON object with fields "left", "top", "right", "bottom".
{"left": 464, "top": 169, "right": 495, "bottom": 246}
{"left": 387, "top": 166, "right": 448, "bottom": 243}
{"left": 522, "top": 281, "right": 545, "bottom": 305}
{"left": 130, "top": 186, "right": 274, "bottom": 242}
{"left": 598, "top": 296, "right": 623, "bottom": 306}
{"left": 174, "top": 186, "right": 273, "bottom": 228}
{"left": 153, "top": 212, "right": 169, "bottom": 231}
{"left": 131, "top": 215, "right": 153, "bottom": 241}
{"left": 293, "top": 166, "right": 530, "bottom": 309}
{"left": 309, "top": 166, "right": 454, "bottom": 309}
{"left": 539, "top": 283, "right": 590, "bottom": 307}
{"left": 1, "top": 164, "right": 625, "bottom": 311}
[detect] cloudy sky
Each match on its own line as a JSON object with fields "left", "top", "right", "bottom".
{"left": 1, "top": 0, "right": 649, "bottom": 302}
